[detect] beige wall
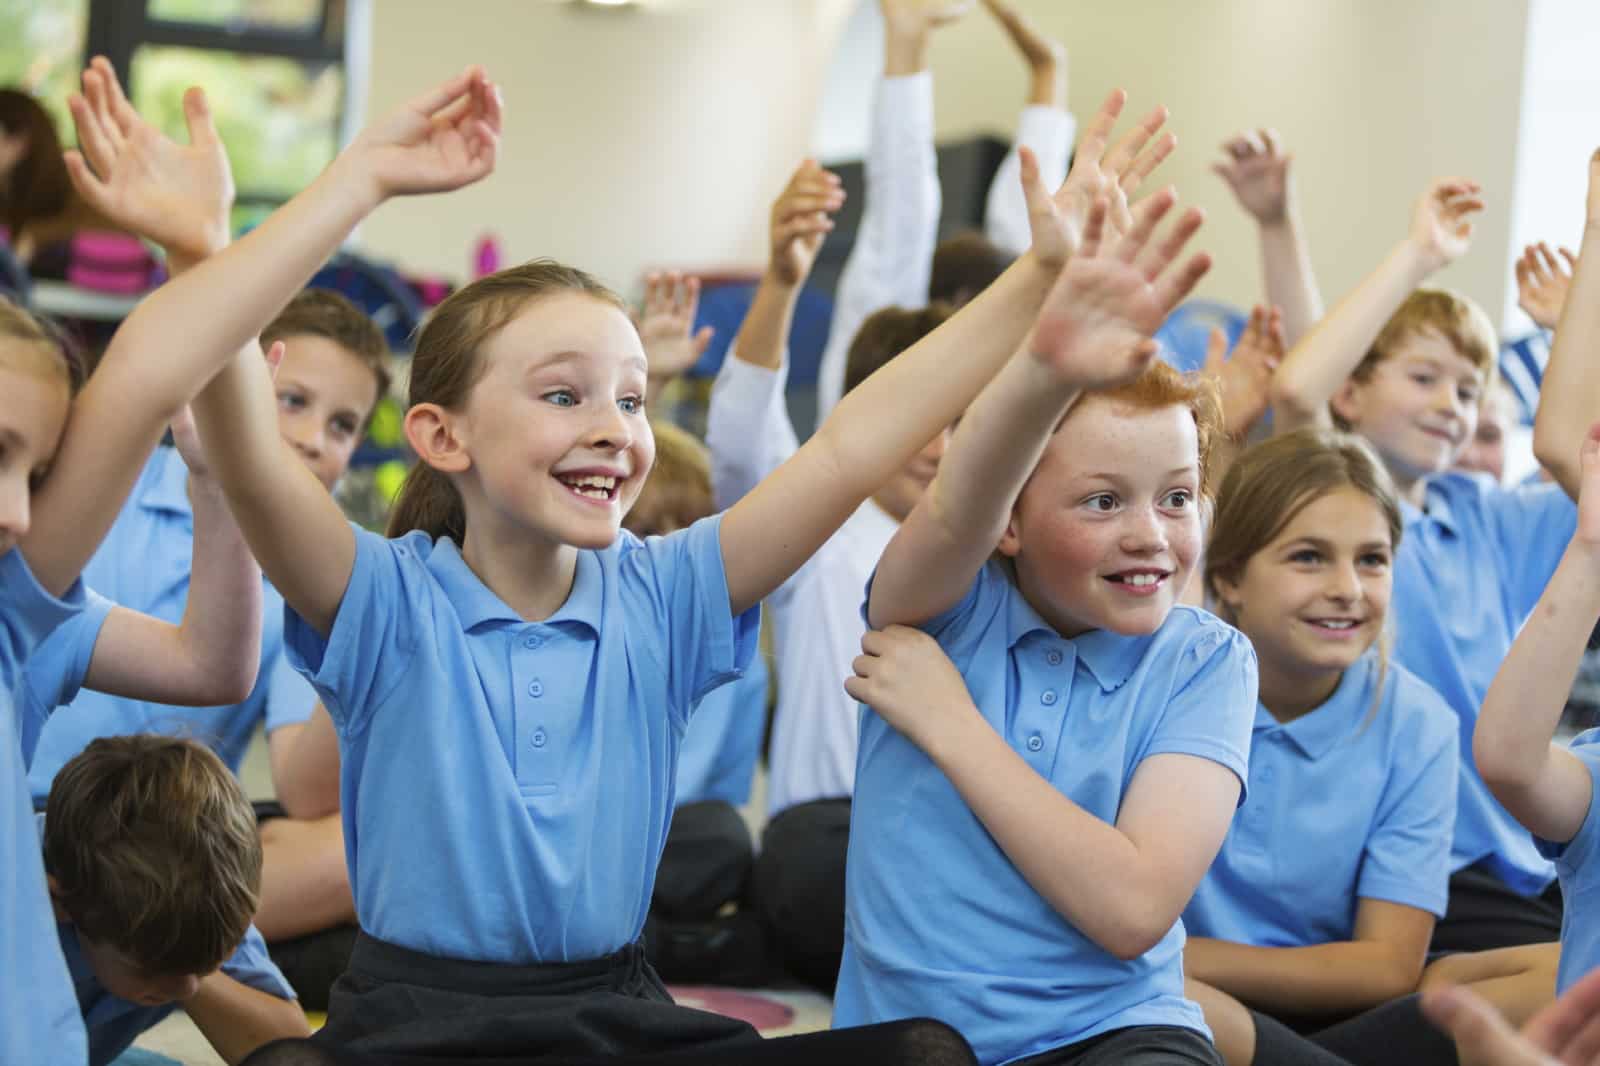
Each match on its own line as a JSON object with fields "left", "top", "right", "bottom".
{"left": 361, "top": 0, "right": 1532, "bottom": 328}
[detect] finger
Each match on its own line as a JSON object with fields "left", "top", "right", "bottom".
{"left": 682, "top": 276, "right": 702, "bottom": 316}
{"left": 1514, "top": 256, "right": 1532, "bottom": 291}
{"left": 843, "top": 675, "right": 868, "bottom": 703}
{"left": 1538, "top": 241, "right": 1563, "bottom": 276}
{"left": 407, "top": 66, "right": 480, "bottom": 119}
{"left": 1238, "top": 128, "right": 1264, "bottom": 156}
{"left": 61, "top": 150, "right": 110, "bottom": 211}
{"left": 66, "top": 94, "right": 117, "bottom": 180}
{"left": 1103, "top": 104, "right": 1169, "bottom": 176}
{"left": 691, "top": 325, "right": 715, "bottom": 358}
{"left": 1560, "top": 246, "right": 1579, "bottom": 272}
{"left": 1265, "top": 307, "right": 1286, "bottom": 361}
{"left": 1078, "top": 196, "right": 1108, "bottom": 259}
{"left": 1122, "top": 131, "right": 1176, "bottom": 195}
{"left": 81, "top": 68, "right": 125, "bottom": 157}
{"left": 1223, "top": 134, "right": 1252, "bottom": 161}
{"left": 1074, "top": 89, "right": 1127, "bottom": 164}
{"left": 1202, "top": 326, "right": 1227, "bottom": 375}
{"left": 1154, "top": 250, "right": 1213, "bottom": 312}
{"left": 774, "top": 217, "right": 835, "bottom": 247}
{"left": 1116, "top": 186, "right": 1177, "bottom": 263}
{"left": 181, "top": 86, "right": 219, "bottom": 148}
{"left": 1260, "top": 127, "right": 1283, "bottom": 159}
{"left": 1138, "top": 203, "right": 1204, "bottom": 281}
{"left": 776, "top": 194, "right": 847, "bottom": 218}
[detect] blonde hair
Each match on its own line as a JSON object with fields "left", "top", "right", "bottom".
{"left": 1342, "top": 289, "right": 1498, "bottom": 422}
{"left": 0, "top": 297, "right": 82, "bottom": 393}
{"left": 623, "top": 421, "right": 712, "bottom": 538}
{"left": 386, "top": 260, "right": 629, "bottom": 542}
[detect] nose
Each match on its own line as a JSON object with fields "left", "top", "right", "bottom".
{"left": 584, "top": 403, "right": 633, "bottom": 452}
{"left": 1119, "top": 505, "right": 1167, "bottom": 554}
{"left": 1324, "top": 562, "right": 1363, "bottom": 605}
{"left": 0, "top": 474, "right": 31, "bottom": 543}
{"left": 282, "top": 416, "right": 324, "bottom": 460}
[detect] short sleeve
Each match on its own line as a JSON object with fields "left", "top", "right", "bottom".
{"left": 1536, "top": 740, "right": 1600, "bottom": 877}
{"left": 264, "top": 649, "right": 318, "bottom": 733}
{"left": 1483, "top": 480, "right": 1577, "bottom": 619}
{"left": 0, "top": 548, "right": 89, "bottom": 690}
{"left": 1143, "top": 622, "right": 1257, "bottom": 798}
{"left": 622, "top": 515, "right": 759, "bottom": 728}
{"left": 1356, "top": 684, "right": 1460, "bottom": 916}
{"left": 282, "top": 525, "right": 428, "bottom": 737}
{"left": 218, "top": 924, "right": 297, "bottom": 1001}
{"left": 876, "top": 559, "right": 1007, "bottom": 666}
{"left": 13, "top": 590, "right": 115, "bottom": 764}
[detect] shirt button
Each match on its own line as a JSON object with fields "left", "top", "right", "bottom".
{"left": 1041, "top": 690, "right": 1057, "bottom": 706}
{"left": 1046, "top": 650, "right": 1063, "bottom": 666}
{"left": 528, "top": 679, "right": 544, "bottom": 698}
{"left": 523, "top": 634, "right": 543, "bottom": 650}
{"left": 1027, "top": 734, "right": 1044, "bottom": 752}
{"left": 532, "top": 730, "right": 547, "bottom": 748}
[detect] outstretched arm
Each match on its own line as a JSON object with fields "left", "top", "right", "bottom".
{"left": 1270, "top": 178, "right": 1482, "bottom": 433}
{"left": 1213, "top": 129, "right": 1322, "bottom": 344}
{"left": 721, "top": 91, "right": 1176, "bottom": 616}
{"left": 1534, "top": 152, "right": 1600, "bottom": 499}
{"left": 868, "top": 184, "right": 1208, "bottom": 629}
{"left": 1474, "top": 422, "right": 1600, "bottom": 843}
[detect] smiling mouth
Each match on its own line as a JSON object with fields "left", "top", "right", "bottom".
{"left": 1105, "top": 570, "right": 1171, "bottom": 594}
{"left": 555, "top": 473, "right": 622, "bottom": 503}
{"left": 1304, "top": 617, "right": 1364, "bottom": 635}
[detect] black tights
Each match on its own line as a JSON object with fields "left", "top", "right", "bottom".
{"left": 242, "top": 1019, "right": 977, "bottom": 1066}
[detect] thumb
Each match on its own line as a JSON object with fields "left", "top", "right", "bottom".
{"left": 1421, "top": 986, "right": 1536, "bottom": 1066}
{"left": 182, "top": 86, "right": 218, "bottom": 147}
{"left": 1019, "top": 146, "right": 1047, "bottom": 211}
{"left": 692, "top": 325, "right": 715, "bottom": 357}
{"left": 1203, "top": 326, "right": 1227, "bottom": 375}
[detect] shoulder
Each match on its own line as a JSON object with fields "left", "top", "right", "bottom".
{"left": 1379, "top": 661, "right": 1459, "bottom": 754}
{"left": 1156, "top": 606, "right": 1255, "bottom": 671}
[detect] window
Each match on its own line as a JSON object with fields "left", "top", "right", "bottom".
{"left": 0, "top": 0, "right": 90, "bottom": 133}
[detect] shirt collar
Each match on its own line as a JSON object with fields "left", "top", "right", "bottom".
{"left": 424, "top": 535, "right": 603, "bottom": 635}
{"left": 1253, "top": 651, "right": 1377, "bottom": 760}
{"left": 1005, "top": 579, "right": 1153, "bottom": 692}
{"left": 1400, "top": 476, "right": 1459, "bottom": 537}
{"left": 138, "top": 446, "right": 193, "bottom": 520}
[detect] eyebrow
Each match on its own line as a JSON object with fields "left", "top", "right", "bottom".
{"left": 525, "top": 351, "right": 650, "bottom": 377}
{"left": 1082, "top": 466, "right": 1197, "bottom": 482}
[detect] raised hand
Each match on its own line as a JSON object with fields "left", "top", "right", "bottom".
{"left": 1028, "top": 191, "right": 1210, "bottom": 390}
{"left": 62, "top": 56, "right": 234, "bottom": 265}
{"left": 1024, "top": 89, "right": 1176, "bottom": 268}
{"left": 769, "top": 158, "right": 844, "bottom": 287}
{"left": 636, "top": 272, "right": 714, "bottom": 384}
{"left": 1516, "top": 242, "right": 1578, "bottom": 331}
{"left": 1203, "top": 305, "right": 1285, "bottom": 440}
{"left": 982, "top": 0, "right": 1066, "bottom": 104}
{"left": 881, "top": 0, "right": 975, "bottom": 36}
{"left": 1408, "top": 177, "right": 1484, "bottom": 273}
{"left": 342, "top": 66, "right": 502, "bottom": 201}
{"left": 844, "top": 625, "right": 977, "bottom": 753}
{"left": 1212, "top": 128, "right": 1292, "bottom": 225}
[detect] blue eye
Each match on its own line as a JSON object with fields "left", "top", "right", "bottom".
{"left": 544, "top": 390, "right": 576, "bottom": 408}
{"left": 1360, "top": 552, "right": 1390, "bottom": 569}
{"left": 1289, "top": 549, "right": 1322, "bottom": 565}
{"left": 277, "top": 391, "right": 305, "bottom": 411}
{"left": 619, "top": 396, "right": 644, "bottom": 415}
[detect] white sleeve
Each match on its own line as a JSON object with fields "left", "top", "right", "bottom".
{"left": 984, "top": 105, "right": 1077, "bottom": 258}
{"left": 706, "top": 349, "right": 798, "bottom": 511}
{"left": 816, "top": 72, "right": 941, "bottom": 419}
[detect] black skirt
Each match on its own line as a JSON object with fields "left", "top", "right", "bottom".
{"left": 309, "top": 931, "right": 761, "bottom": 1064}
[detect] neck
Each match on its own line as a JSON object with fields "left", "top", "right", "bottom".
{"left": 1255, "top": 652, "right": 1343, "bottom": 724}
{"left": 459, "top": 516, "right": 580, "bottom": 622}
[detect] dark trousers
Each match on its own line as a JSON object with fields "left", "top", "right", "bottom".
{"left": 1247, "top": 995, "right": 1458, "bottom": 1066}
{"left": 1429, "top": 862, "right": 1563, "bottom": 953}
{"left": 748, "top": 797, "right": 851, "bottom": 992}
{"left": 644, "top": 801, "right": 771, "bottom": 985}
{"left": 1012, "top": 1026, "right": 1221, "bottom": 1066}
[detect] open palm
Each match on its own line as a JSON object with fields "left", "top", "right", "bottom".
{"left": 1410, "top": 178, "right": 1484, "bottom": 271}
{"left": 351, "top": 67, "right": 502, "bottom": 198}
{"left": 63, "top": 57, "right": 233, "bottom": 262}
{"left": 636, "top": 273, "right": 714, "bottom": 382}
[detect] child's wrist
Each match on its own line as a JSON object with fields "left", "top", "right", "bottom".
{"left": 324, "top": 152, "right": 387, "bottom": 216}
{"left": 1396, "top": 238, "right": 1442, "bottom": 281}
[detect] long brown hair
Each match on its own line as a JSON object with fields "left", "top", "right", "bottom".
{"left": 0, "top": 89, "right": 71, "bottom": 241}
{"left": 385, "top": 259, "right": 628, "bottom": 543}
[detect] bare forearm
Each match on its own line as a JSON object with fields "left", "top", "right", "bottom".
{"left": 1271, "top": 241, "right": 1431, "bottom": 431}
{"left": 1185, "top": 937, "right": 1422, "bottom": 1016}
{"left": 1534, "top": 221, "right": 1600, "bottom": 497}
{"left": 273, "top": 709, "right": 342, "bottom": 819}
{"left": 186, "top": 975, "right": 308, "bottom": 1065}
{"left": 1259, "top": 215, "right": 1323, "bottom": 345}
{"left": 870, "top": 351, "right": 1078, "bottom": 627}
{"left": 883, "top": 24, "right": 930, "bottom": 76}
{"left": 1475, "top": 545, "right": 1600, "bottom": 838}
{"left": 175, "top": 477, "right": 263, "bottom": 697}
{"left": 731, "top": 275, "right": 800, "bottom": 372}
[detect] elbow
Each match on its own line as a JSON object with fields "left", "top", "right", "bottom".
{"left": 1091, "top": 902, "right": 1174, "bottom": 962}
{"left": 1473, "top": 729, "right": 1532, "bottom": 802}
{"left": 205, "top": 658, "right": 261, "bottom": 707}
{"left": 1268, "top": 377, "right": 1318, "bottom": 425}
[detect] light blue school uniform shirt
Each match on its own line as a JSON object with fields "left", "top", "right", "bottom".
{"left": 1536, "top": 731, "right": 1600, "bottom": 993}
{"left": 834, "top": 562, "right": 1257, "bottom": 1066}
{"left": 0, "top": 548, "right": 91, "bottom": 1066}
{"left": 19, "top": 447, "right": 316, "bottom": 803}
{"left": 41, "top": 818, "right": 298, "bottom": 1066}
{"left": 1184, "top": 652, "right": 1458, "bottom": 948}
{"left": 285, "top": 515, "right": 757, "bottom": 964}
{"left": 1392, "top": 472, "right": 1576, "bottom": 895}
{"left": 676, "top": 651, "right": 767, "bottom": 807}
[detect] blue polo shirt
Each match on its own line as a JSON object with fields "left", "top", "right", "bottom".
{"left": 676, "top": 650, "right": 767, "bottom": 807}
{"left": 285, "top": 516, "right": 757, "bottom": 964}
{"left": 834, "top": 561, "right": 1257, "bottom": 1065}
{"left": 20, "top": 447, "right": 316, "bottom": 803}
{"left": 43, "top": 817, "right": 298, "bottom": 1066}
{"left": 1184, "top": 652, "right": 1458, "bottom": 948}
{"left": 1392, "top": 472, "right": 1576, "bottom": 895}
{"left": 0, "top": 548, "right": 90, "bottom": 1066}
{"left": 1536, "top": 732, "right": 1600, "bottom": 993}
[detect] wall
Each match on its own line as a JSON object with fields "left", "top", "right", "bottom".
{"left": 360, "top": 0, "right": 1538, "bottom": 329}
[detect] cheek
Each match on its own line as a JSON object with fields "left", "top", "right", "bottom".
{"left": 1025, "top": 511, "right": 1111, "bottom": 576}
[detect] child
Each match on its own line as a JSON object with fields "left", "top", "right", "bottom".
{"left": 623, "top": 419, "right": 772, "bottom": 984}
{"left": 814, "top": 0, "right": 1082, "bottom": 417}
{"left": 1269, "top": 168, "right": 1598, "bottom": 951}
{"left": 1470, "top": 421, "right": 1600, "bottom": 999}
{"left": 1183, "top": 428, "right": 1459, "bottom": 1066}
{"left": 44, "top": 735, "right": 307, "bottom": 1065}
{"left": 837, "top": 191, "right": 1247, "bottom": 1066}
{"left": 710, "top": 97, "right": 1175, "bottom": 994}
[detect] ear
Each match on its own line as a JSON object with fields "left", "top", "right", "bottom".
{"left": 1330, "top": 377, "right": 1365, "bottom": 427}
{"left": 46, "top": 875, "right": 71, "bottom": 921}
{"left": 1211, "top": 569, "right": 1243, "bottom": 612}
{"left": 403, "top": 402, "right": 471, "bottom": 475}
{"left": 997, "top": 509, "right": 1023, "bottom": 558}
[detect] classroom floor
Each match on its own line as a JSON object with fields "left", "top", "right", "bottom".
{"left": 130, "top": 729, "right": 834, "bottom": 1064}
